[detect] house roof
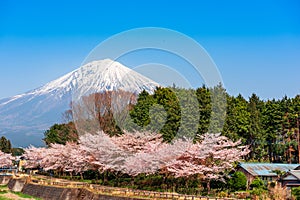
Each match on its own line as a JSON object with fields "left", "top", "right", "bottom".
{"left": 295, "top": 166, "right": 300, "bottom": 170}
{"left": 239, "top": 163, "right": 300, "bottom": 177}
{"left": 290, "top": 170, "right": 300, "bottom": 180}
{"left": 282, "top": 170, "right": 300, "bottom": 180}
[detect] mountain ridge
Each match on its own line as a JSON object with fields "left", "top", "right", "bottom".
{"left": 0, "top": 59, "right": 159, "bottom": 147}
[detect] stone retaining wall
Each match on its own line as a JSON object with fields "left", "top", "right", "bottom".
{"left": 7, "top": 177, "right": 26, "bottom": 192}
{"left": 1, "top": 176, "right": 237, "bottom": 199}
{"left": 1, "top": 175, "right": 145, "bottom": 200}
{"left": 0, "top": 175, "right": 12, "bottom": 185}
{"left": 22, "top": 183, "right": 145, "bottom": 200}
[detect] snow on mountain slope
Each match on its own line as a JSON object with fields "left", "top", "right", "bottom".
{"left": 0, "top": 59, "right": 159, "bottom": 147}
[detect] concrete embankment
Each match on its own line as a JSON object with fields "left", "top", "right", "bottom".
{"left": 1, "top": 176, "right": 145, "bottom": 200}
{"left": 0, "top": 175, "right": 12, "bottom": 185}
{"left": 7, "top": 176, "right": 26, "bottom": 192}
{"left": 2, "top": 175, "right": 233, "bottom": 200}
{"left": 22, "top": 183, "right": 144, "bottom": 200}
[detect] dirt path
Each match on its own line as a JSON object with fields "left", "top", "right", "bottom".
{"left": 1, "top": 192, "right": 36, "bottom": 200}
{"left": 0, "top": 186, "right": 37, "bottom": 200}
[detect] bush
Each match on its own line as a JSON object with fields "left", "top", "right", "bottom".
{"left": 292, "top": 186, "right": 300, "bottom": 200}
{"left": 250, "top": 177, "right": 265, "bottom": 189}
{"left": 218, "top": 191, "right": 228, "bottom": 198}
{"left": 269, "top": 184, "right": 287, "bottom": 200}
{"left": 250, "top": 188, "right": 266, "bottom": 196}
{"left": 228, "top": 171, "right": 247, "bottom": 191}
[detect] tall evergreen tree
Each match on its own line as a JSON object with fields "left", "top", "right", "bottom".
{"left": 153, "top": 87, "right": 181, "bottom": 142}
{"left": 247, "top": 93, "right": 266, "bottom": 161}
{"left": 222, "top": 94, "right": 250, "bottom": 142}
{"left": 43, "top": 122, "right": 78, "bottom": 146}
{"left": 0, "top": 136, "right": 12, "bottom": 153}
{"left": 262, "top": 99, "right": 283, "bottom": 162}
{"left": 196, "top": 85, "right": 212, "bottom": 135}
{"left": 173, "top": 87, "right": 199, "bottom": 139}
{"left": 130, "top": 90, "right": 155, "bottom": 128}
{"left": 208, "top": 83, "right": 227, "bottom": 133}
{"left": 130, "top": 87, "right": 181, "bottom": 142}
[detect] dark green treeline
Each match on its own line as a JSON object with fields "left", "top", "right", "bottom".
{"left": 129, "top": 84, "right": 300, "bottom": 163}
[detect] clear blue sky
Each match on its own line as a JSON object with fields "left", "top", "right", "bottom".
{"left": 0, "top": 0, "right": 299, "bottom": 99}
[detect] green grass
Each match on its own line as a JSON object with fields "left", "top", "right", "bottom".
{"left": 0, "top": 185, "right": 8, "bottom": 195}
{"left": 12, "top": 191, "right": 41, "bottom": 199}
{"left": 0, "top": 185, "right": 41, "bottom": 200}
{"left": 79, "top": 179, "right": 92, "bottom": 184}
{"left": 0, "top": 196, "right": 13, "bottom": 200}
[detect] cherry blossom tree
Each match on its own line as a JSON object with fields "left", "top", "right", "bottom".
{"left": 23, "top": 130, "right": 249, "bottom": 189}
{"left": 23, "top": 146, "right": 47, "bottom": 169}
{"left": 78, "top": 131, "right": 188, "bottom": 177}
{"left": 79, "top": 131, "right": 124, "bottom": 173}
{"left": 43, "top": 142, "right": 95, "bottom": 178}
{"left": 41, "top": 143, "right": 75, "bottom": 173}
{"left": 163, "top": 133, "right": 250, "bottom": 191}
{"left": 0, "top": 151, "right": 14, "bottom": 168}
{"left": 66, "top": 143, "right": 95, "bottom": 176}
{"left": 24, "top": 142, "right": 95, "bottom": 178}
{"left": 120, "top": 135, "right": 191, "bottom": 176}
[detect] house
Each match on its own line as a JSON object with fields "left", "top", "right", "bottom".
{"left": 281, "top": 170, "right": 300, "bottom": 188}
{"left": 237, "top": 163, "right": 300, "bottom": 186}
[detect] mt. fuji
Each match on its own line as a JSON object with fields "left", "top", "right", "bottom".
{"left": 0, "top": 59, "right": 159, "bottom": 147}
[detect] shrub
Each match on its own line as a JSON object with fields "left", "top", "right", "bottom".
{"left": 250, "top": 188, "right": 266, "bottom": 196}
{"left": 250, "top": 177, "right": 265, "bottom": 189}
{"left": 218, "top": 191, "right": 228, "bottom": 198}
{"left": 292, "top": 186, "right": 300, "bottom": 200}
{"left": 228, "top": 171, "right": 247, "bottom": 191}
{"left": 269, "top": 184, "right": 287, "bottom": 200}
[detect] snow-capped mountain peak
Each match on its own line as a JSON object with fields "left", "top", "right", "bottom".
{"left": 0, "top": 59, "right": 159, "bottom": 147}
{"left": 32, "top": 59, "right": 156, "bottom": 96}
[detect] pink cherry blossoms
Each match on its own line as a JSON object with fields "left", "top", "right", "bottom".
{"left": 24, "top": 142, "right": 95, "bottom": 174}
{"left": 0, "top": 151, "right": 14, "bottom": 168}
{"left": 23, "top": 131, "right": 249, "bottom": 181}
{"left": 163, "top": 133, "right": 250, "bottom": 179}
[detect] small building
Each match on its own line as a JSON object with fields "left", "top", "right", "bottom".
{"left": 237, "top": 163, "right": 300, "bottom": 186}
{"left": 281, "top": 170, "right": 300, "bottom": 188}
